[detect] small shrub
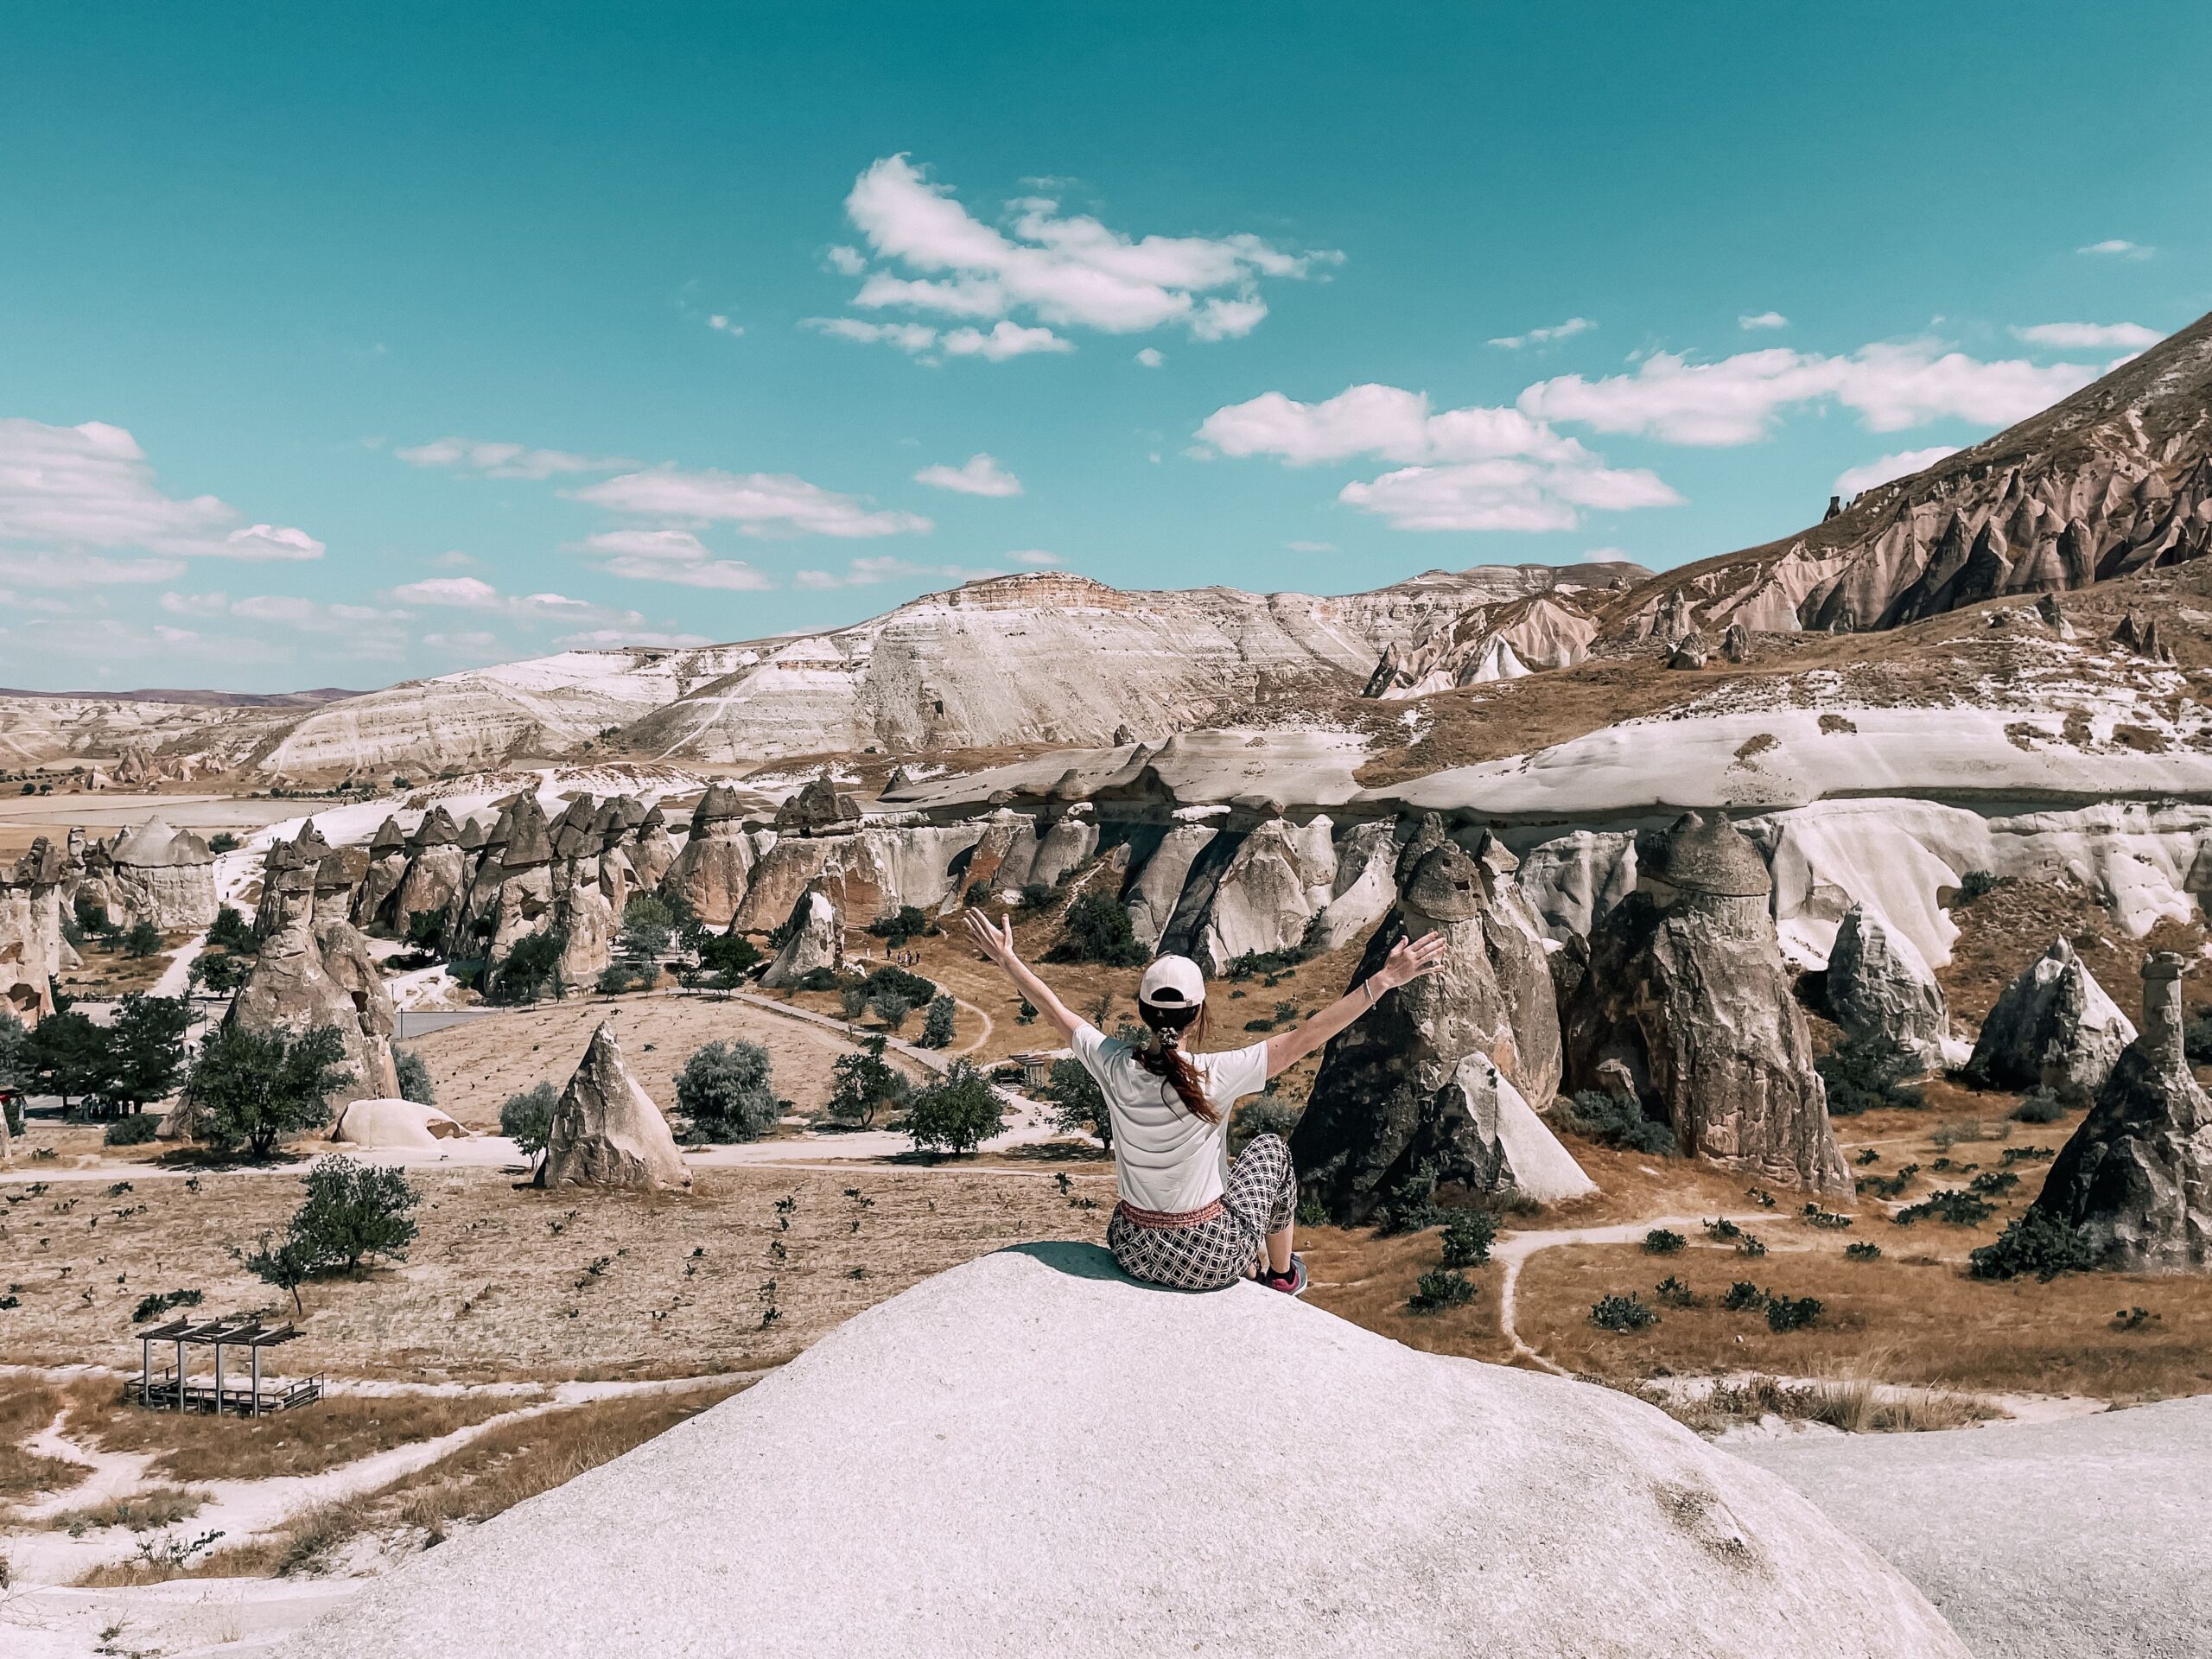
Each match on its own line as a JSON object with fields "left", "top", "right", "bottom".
{"left": 1295, "top": 1195, "right": 1327, "bottom": 1228}
{"left": 1845, "top": 1241, "right": 1883, "bottom": 1262}
{"left": 1654, "top": 1275, "right": 1697, "bottom": 1307}
{"left": 2000, "top": 1144, "right": 2056, "bottom": 1165}
{"left": 1815, "top": 1033, "right": 1926, "bottom": 1115}
{"left": 207, "top": 905, "right": 255, "bottom": 954}
{"left": 499, "top": 1082, "right": 560, "bottom": 1156}
{"left": 130, "top": 1287, "right": 204, "bottom": 1323}
{"left": 1556, "top": 1089, "right": 1675, "bottom": 1156}
{"left": 827, "top": 1035, "right": 911, "bottom": 1129}
{"left": 1045, "top": 890, "right": 1147, "bottom": 967}
{"left": 1854, "top": 1147, "right": 1881, "bottom": 1166}
{"left": 1374, "top": 1161, "right": 1447, "bottom": 1236}
{"left": 1745, "top": 1186, "right": 1777, "bottom": 1209}
{"left": 1702, "top": 1217, "right": 1742, "bottom": 1242}
{"left": 1721, "top": 1281, "right": 1765, "bottom": 1312}
{"left": 862, "top": 963, "right": 936, "bottom": 1007}
{"left": 1735, "top": 1232, "right": 1768, "bottom": 1257}
{"left": 105, "top": 1114, "right": 161, "bottom": 1147}
{"left": 1440, "top": 1210, "right": 1497, "bottom": 1268}
{"left": 207, "top": 831, "right": 240, "bottom": 855}
{"left": 1764, "top": 1293, "right": 1823, "bottom": 1332}
{"left": 2011, "top": 1089, "right": 2068, "bottom": 1124}
{"left": 1408, "top": 1268, "right": 1475, "bottom": 1314}
{"left": 595, "top": 961, "right": 656, "bottom": 995}
{"left": 1229, "top": 1094, "right": 1300, "bottom": 1155}
{"left": 404, "top": 908, "right": 447, "bottom": 950}
{"left": 1858, "top": 1162, "right": 1921, "bottom": 1199}
{"left": 917, "top": 995, "right": 957, "bottom": 1049}
{"left": 696, "top": 930, "right": 761, "bottom": 986}
{"left": 1643, "top": 1228, "right": 1686, "bottom": 1255}
{"left": 2113, "top": 1306, "right": 2160, "bottom": 1331}
{"left": 394, "top": 1048, "right": 435, "bottom": 1106}
{"left": 1590, "top": 1293, "right": 1659, "bottom": 1332}
{"left": 1801, "top": 1205, "right": 1853, "bottom": 1230}
{"left": 794, "top": 966, "right": 841, "bottom": 993}
{"left": 838, "top": 984, "right": 868, "bottom": 1020}
{"left": 1017, "top": 881, "right": 1054, "bottom": 911}
{"left": 122, "top": 920, "right": 164, "bottom": 958}
{"left": 1895, "top": 1188, "right": 1995, "bottom": 1227}
{"left": 1956, "top": 868, "right": 1999, "bottom": 903}
{"left": 865, "top": 906, "right": 937, "bottom": 945}
{"left": 1968, "top": 1209, "right": 2100, "bottom": 1281}
{"left": 1967, "top": 1168, "right": 2020, "bottom": 1198}
{"left": 904, "top": 1061, "right": 1004, "bottom": 1157}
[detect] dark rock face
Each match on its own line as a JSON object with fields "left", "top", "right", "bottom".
{"left": 1967, "top": 938, "right": 2135, "bottom": 1101}
{"left": 1562, "top": 813, "right": 1848, "bottom": 1196}
{"left": 1291, "top": 817, "right": 1565, "bottom": 1221}
{"left": 1825, "top": 904, "right": 1948, "bottom": 1071}
{"left": 2035, "top": 953, "right": 2212, "bottom": 1269}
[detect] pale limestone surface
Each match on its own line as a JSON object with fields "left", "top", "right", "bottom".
{"left": 275, "top": 1246, "right": 1966, "bottom": 1659}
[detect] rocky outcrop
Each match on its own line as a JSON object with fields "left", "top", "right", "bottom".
{"left": 662, "top": 784, "right": 754, "bottom": 926}
{"left": 534, "top": 1021, "right": 691, "bottom": 1193}
{"left": 1824, "top": 903, "right": 1948, "bottom": 1071}
{"left": 776, "top": 777, "right": 862, "bottom": 836}
{"left": 761, "top": 887, "right": 843, "bottom": 988}
{"left": 2034, "top": 952, "right": 2212, "bottom": 1268}
{"left": 1028, "top": 809, "right": 1100, "bottom": 889}
{"left": 1191, "top": 816, "right": 1337, "bottom": 970}
{"left": 1363, "top": 593, "right": 1600, "bottom": 698}
{"left": 0, "top": 838, "right": 68, "bottom": 1027}
{"left": 231, "top": 884, "right": 401, "bottom": 1109}
{"left": 627, "top": 801, "right": 678, "bottom": 891}
{"left": 252, "top": 823, "right": 329, "bottom": 940}
{"left": 389, "top": 807, "right": 468, "bottom": 936}
{"left": 91, "top": 818, "right": 218, "bottom": 931}
{"left": 1126, "top": 819, "right": 1223, "bottom": 952}
{"left": 1293, "top": 821, "right": 1567, "bottom": 1219}
{"left": 945, "top": 810, "right": 1039, "bottom": 909}
{"left": 1967, "top": 938, "right": 2135, "bottom": 1101}
{"left": 350, "top": 817, "right": 411, "bottom": 931}
{"left": 1561, "top": 812, "right": 1849, "bottom": 1195}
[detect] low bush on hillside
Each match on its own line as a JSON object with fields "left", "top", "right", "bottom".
{"left": 1968, "top": 1210, "right": 2100, "bottom": 1281}
{"left": 1555, "top": 1089, "right": 1675, "bottom": 1156}
{"left": 1643, "top": 1228, "right": 1685, "bottom": 1255}
{"left": 1895, "top": 1188, "right": 1995, "bottom": 1227}
{"left": 1590, "top": 1293, "right": 1658, "bottom": 1332}
{"left": 1815, "top": 1033, "right": 1926, "bottom": 1115}
{"left": 1408, "top": 1268, "right": 1474, "bottom": 1314}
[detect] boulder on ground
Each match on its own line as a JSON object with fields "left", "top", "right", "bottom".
{"left": 1293, "top": 819, "right": 1567, "bottom": 1219}
{"left": 1562, "top": 812, "right": 1849, "bottom": 1196}
{"left": 272, "top": 1247, "right": 1967, "bottom": 1659}
{"left": 535, "top": 1021, "right": 691, "bottom": 1193}
{"left": 1825, "top": 903, "right": 1948, "bottom": 1071}
{"left": 332, "top": 1097, "right": 470, "bottom": 1149}
{"left": 1967, "top": 938, "right": 2134, "bottom": 1101}
{"left": 2034, "top": 952, "right": 2212, "bottom": 1268}
{"left": 761, "top": 887, "right": 843, "bottom": 988}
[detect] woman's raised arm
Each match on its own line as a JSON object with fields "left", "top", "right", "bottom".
{"left": 963, "top": 912, "right": 1084, "bottom": 1044}
{"left": 1262, "top": 932, "right": 1446, "bottom": 1077}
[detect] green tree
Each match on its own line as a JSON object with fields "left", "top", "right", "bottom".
{"left": 74, "top": 893, "right": 117, "bottom": 942}
{"left": 827, "top": 1034, "right": 910, "bottom": 1128}
{"left": 918, "top": 994, "right": 957, "bottom": 1049}
{"left": 489, "top": 931, "right": 567, "bottom": 1004}
{"left": 866, "top": 905, "right": 936, "bottom": 945}
{"left": 905, "top": 1061, "right": 1004, "bottom": 1158}
{"left": 188, "top": 1024, "right": 352, "bottom": 1160}
{"left": 26, "top": 1010, "right": 112, "bottom": 1111}
{"left": 1042, "top": 1057, "right": 1112, "bottom": 1151}
{"left": 188, "top": 951, "right": 249, "bottom": 995}
{"left": 394, "top": 1047, "right": 435, "bottom": 1105}
{"left": 243, "top": 1229, "right": 315, "bottom": 1317}
{"left": 673, "top": 1040, "right": 779, "bottom": 1143}
{"left": 207, "top": 905, "right": 257, "bottom": 955}
{"left": 106, "top": 995, "right": 193, "bottom": 1113}
{"left": 404, "top": 909, "right": 448, "bottom": 950}
{"left": 617, "top": 894, "right": 674, "bottom": 962}
{"left": 696, "top": 930, "right": 760, "bottom": 987}
{"left": 871, "top": 991, "right": 913, "bottom": 1032}
{"left": 207, "top": 832, "right": 241, "bottom": 855}
{"left": 122, "top": 920, "right": 163, "bottom": 959}
{"left": 1046, "top": 890, "right": 1147, "bottom": 966}
{"left": 499, "top": 1081, "right": 560, "bottom": 1156}
{"left": 286, "top": 1156, "right": 421, "bottom": 1274}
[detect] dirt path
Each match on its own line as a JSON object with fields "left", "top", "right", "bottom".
{"left": 948, "top": 995, "right": 995, "bottom": 1059}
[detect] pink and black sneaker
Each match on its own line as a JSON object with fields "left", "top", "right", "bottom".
{"left": 1259, "top": 1255, "right": 1308, "bottom": 1297}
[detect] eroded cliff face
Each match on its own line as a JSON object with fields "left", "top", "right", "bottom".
{"left": 1610, "top": 310, "right": 2212, "bottom": 639}
{"left": 0, "top": 840, "right": 68, "bottom": 1027}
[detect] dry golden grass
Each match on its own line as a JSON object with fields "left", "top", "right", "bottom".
{"left": 0, "top": 1380, "right": 89, "bottom": 1503}
{"left": 59, "top": 1376, "right": 528, "bottom": 1484}
{"left": 46, "top": 1484, "right": 208, "bottom": 1535}
{"left": 1646, "top": 1366, "right": 1996, "bottom": 1437}
{"left": 1941, "top": 873, "right": 2206, "bottom": 1028}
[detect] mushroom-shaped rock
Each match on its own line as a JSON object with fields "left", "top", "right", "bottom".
{"left": 105, "top": 817, "right": 217, "bottom": 930}
{"left": 2034, "top": 952, "right": 2212, "bottom": 1268}
{"left": 1825, "top": 904, "right": 1948, "bottom": 1071}
{"left": 775, "top": 776, "right": 861, "bottom": 836}
{"left": 270, "top": 1247, "right": 1968, "bottom": 1659}
{"left": 662, "top": 785, "right": 754, "bottom": 926}
{"left": 534, "top": 1022, "right": 691, "bottom": 1193}
{"left": 231, "top": 907, "right": 402, "bottom": 1108}
{"left": 1563, "top": 812, "right": 1848, "bottom": 1196}
{"left": 0, "top": 837, "right": 69, "bottom": 1027}
{"left": 1967, "top": 938, "right": 2135, "bottom": 1101}
{"left": 332, "top": 1098, "right": 470, "bottom": 1150}
{"left": 761, "top": 887, "right": 843, "bottom": 988}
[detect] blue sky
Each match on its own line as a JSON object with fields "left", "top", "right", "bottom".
{"left": 2, "top": 3, "right": 2206, "bottom": 691}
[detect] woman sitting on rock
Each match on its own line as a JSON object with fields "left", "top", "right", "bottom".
{"left": 964, "top": 912, "right": 1446, "bottom": 1295}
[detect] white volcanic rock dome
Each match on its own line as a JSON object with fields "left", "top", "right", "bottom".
{"left": 280, "top": 1247, "right": 1966, "bottom": 1658}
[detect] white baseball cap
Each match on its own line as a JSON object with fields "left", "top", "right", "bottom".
{"left": 1138, "top": 955, "right": 1206, "bottom": 1007}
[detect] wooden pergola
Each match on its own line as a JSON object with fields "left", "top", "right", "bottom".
{"left": 136, "top": 1313, "right": 322, "bottom": 1417}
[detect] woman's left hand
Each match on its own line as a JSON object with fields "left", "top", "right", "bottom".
{"left": 1373, "top": 931, "right": 1448, "bottom": 990}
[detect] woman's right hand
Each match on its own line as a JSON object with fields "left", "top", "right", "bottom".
{"left": 963, "top": 910, "right": 1021, "bottom": 971}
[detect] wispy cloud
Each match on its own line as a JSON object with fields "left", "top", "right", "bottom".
{"left": 913, "top": 454, "right": 1022, "bottom": 496}
{"left": 1488, "top": 317, "right": 1595, "bottom": 350}
{"left": 572, "top": 467, "right": 931, "bottom": 538}
{"left": 2077, "top": 238, "right": 2152, "bottom": 259}
{"left": 388, "top": 575, "right": 644, "bottom": 627}
{"left": 0, "top": 551, "right": 188, "bottom": 587}
{"left": 395, "top": 436, "right": 634, "bottom": 480}
{"left": 554, "top": 628, "right": 715, "bottom": 649}
{"left": 573, "top": 528, "right": 774, "bottom": 590}
{"left": 807, "top": 317, "right": 1072, "bottom": 361}
{"left": 1834, "top": 447, "right": 1961, "bottom": 496}
{"left": 793, "top": 556, "right": 1002, "bottom": 589}
{"left": 2010, "top": 321, "right": 2161, "bottom": 351}
{"left": 1008, "top": 549, "right": 1060, "bottom": 566}
{"left": 1135, "top": 346, "right": 1165, "bottom": 368}
{"left": 1738, "top": 311, "right": 1789, "bottom": 331}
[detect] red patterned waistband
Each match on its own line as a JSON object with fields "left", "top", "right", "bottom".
{"left": 1113, "top": 1197, "right": 1225, "bottom": 1230}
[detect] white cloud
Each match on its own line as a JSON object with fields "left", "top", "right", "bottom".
{"left": 2077, "top": 239, "right": 2152, "bottom": 259}
{"left": 1517, "top": 341, "right": 2101, "bottom": 445}
{"left": 395, "top": 436, "right": 632, "bottom": 480}
{"left": 1833, "top": 446, "right": 1961, "bottom": 496}
{"left": 1488, "top": 317, "right": 1596, "bottom": 350}
{"left": 1339, "top": 459, "right": 1681, "bottom": 533}
{"left": 1198, "top": 384, "right": 1588, "bottom": 467}
{"left": 2010, "top": 321, "right": 2161, "bottom": 351}
{"left": 428, "top": 549, "right": 478, "bottom": 569}
{"left": 793, "top": 556, "right": 1002, "bottom": 589}
{"left": 913, "top": 454, "right": 1023, "bottom": 496}
{"left": 572, "top": 467, "right": 931, "bottom": 538}
{"left": 1286, "top": 540, "right": 1336, "bottom": 553}
{"left": 388, "top": 575, "right": 643, "bottom": 627}
{"left": 825, "top": 154, "right": 1336, "bottom": 353}
{"left": 1135, "top": 346, "right": 1165, "bottom": 368}
{"left": 706, "top": 315, "right": 743, "bottom": 335}
{"left": 554, "top": 628, "right": 715, "bottom": 649}
{"left": 807, "top": 317, "right": 943, "bottom": 353}
{"left": 0, "top": 418, "right": 322, "bottom": 561}
{"left": 940, "top": 321, "right": 1072, "bottom": 359}
{"left": 0, "top": 551, "right": 188, "bottom": 587}
{"left": 1008, "top": 549, "right": 1060, "bottom": 566}
{"left": 423, "top": 630, "right": 504, "bottom": 652}
{"left": 1738, "top": 311, "right": 1789, "bottom": 331}
{"left": 574, "top": 529, "right": 776, "bottom": 591}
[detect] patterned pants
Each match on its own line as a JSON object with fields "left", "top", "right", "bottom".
{"left": 1107, "top": 1135, "right": 1299, "bottom": 1292}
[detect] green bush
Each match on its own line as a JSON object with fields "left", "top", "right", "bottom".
{"left": 244, "top": 1157, "right": 419, "bottom": 1312}
{"left": 499, "top": 1082, "right": 559, "bottom": 1156}
{"left": 1654, "top": 1275, "right": 1697, "bottom": 1307}
{"left": 1590, "top": 1293, "right": 1659, "bottom": 1332}
{"left": 1039, "top": 1056, "right": 1110, "bottom": 1148}
{"left": 1046, "top": 890, "right": 1147, "bottom": 967}
{"left": 1815, "top": 1033, "right": 1926, "bottom": 1115}
{"left": 489, "top": 931, "right": 567, "bottom": 1004}
{"left": 190, "top": 951, "right": 249, "bottom": 994}
{"left": 862, "top": 963, "right": 936, "bottom": 1007}
{"left": 1440, "top": 1210, "right": 1497, "bottom": 1268}
{"left": 207, "top": 832, "right": 240, "bottom": 855}
{"left": 827, "top": 1035, "right": 909, "bottom": 1129}
{"left": 870, "top": 991, "right": 913, "bottom": 1032}
{"left": 131, "top": 1287, "right": 203, "bottom": 1323}
{"left": 122, "top": 920, "right": 164, "bottom": 959}
{"left": 1643, "top": 1228, "right": 1686, "bottom": 1255}
{"left": 1408, "top": 1268, "right": 1475, "bottom": 1314}
{"left": 1967, "top": 1169, "right": 2020, "bottom": 1198}
{"left": 1845, "top": 1241, "right": 1883, "bottom": 1262}
{"left": 1857, "top": 1161, "right": 1921, "bottom": 1200}
{"left": 1557, "top": 1089, "right": 1675, "bottom": 1156}
{"left": 905, "top": 1061, "right": 1004, "bottom": 1157}
{"left": 404, "top": 909, "right": 447, "bottom": 950}
{"left": 1895, "top": 1188, "right": 1995, "bottom": 1227}
{"left": 674, "top": 1041, "right": 779, "bottom": 1143}
{"left": 394, "top": 1049, "right": 434, "bottom": 1106}
{"left": 1955, "top": 869, "right": 2000, "bottom": 903}
{"left": 103, "top": 1113, "right": 161, "bottom": 1146}
{"left": 616, "top": 894, "right": 674, "bottom": 963}
{"left": 866, "top": 906, "right": 938, "bottom": 944}
{"left": 595, "top": 961, "right": 656, "bottom": 995}
{"left": 1969, "top": 1209, "right": 2100, "bottom": 1281}
{"left": 795, "top": 966, "right": 842, "bottom": 993}
{"left": 1721, "top": 1281, "right": 1764, "bottom": 1312}
{"left": 2011, "top": 1089, "right": 2068, "bottom": 1124}
{"left": 1295, "top": 1195, "right": 1327, "bottom": 1229}
{"left": 696, "top": 930, "right": 761, "bottom": 985}
{"left": 1373, "top": 1160, "right": 1447, "bottom": 1236}
{"left": 918, "top": 995, "right": 957, "bottom": 1049}
{"left": 1229, "top": 1093, "right": 1300, "bottom": 1154}
{"left": 188, "top": 1024, "right": 352, "bottom": 1160}
{"left": 207, "top": 906, "right": 256, "bottom": 954}
{"left": 1764, "top": 1293, "right": 1822, "bottom": 1332}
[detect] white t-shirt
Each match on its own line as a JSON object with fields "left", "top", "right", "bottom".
{"left": 1069, "top": 1023, "right": 1272, "bottom": 1214}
